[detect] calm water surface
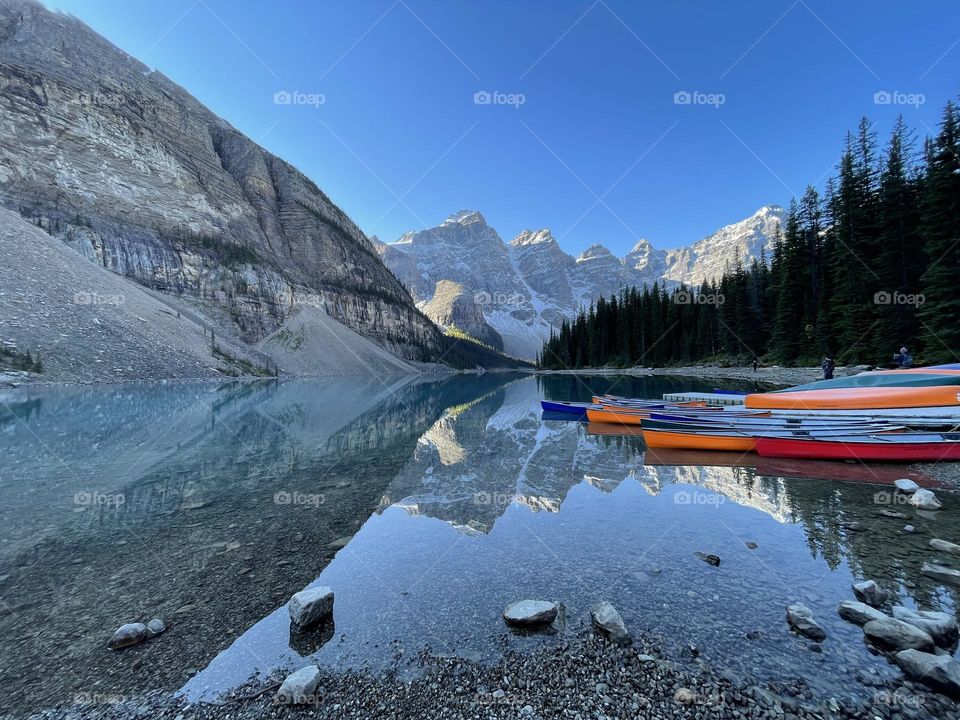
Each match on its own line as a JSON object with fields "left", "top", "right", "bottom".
{"left": 0, "top": 373, "right": 957, "bottom": 715}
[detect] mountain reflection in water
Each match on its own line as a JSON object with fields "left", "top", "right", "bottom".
{"left": 0, "top": 374, "right": 956, "bottom": 716}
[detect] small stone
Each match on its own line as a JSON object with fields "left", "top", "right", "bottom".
{"left": 746, "top": 630, "right": 763, "bottom": 640}
{"left": 145, "top": 618, "right": 166, "bottom": 637}
{"left": 837, "top": 600, "right": 887, "bottom": 626}
{"left": 289, "top": 586, "right": 334, "bottom": 628}
{"left": 852, "top": 580, "right": 889, "bottom": 608}
{"left": 591, "top": 601, "right": 630, "bottom": 645}
{"left": 880, "top": 509, "right": 907, "bottom": 518}
{"left": 276, "top": 665, "right": 322, "bottom": 705}
{"left": 840, "top": 521, "right": 865, "bottom": 531}
{"left": 930, "top": 538, "right": 960, "bottom": 556}
{"left": 108, "top": 622, "right": 148, "bottom": 650}
{"left": 786, "top": 604, "right": 826, "bottom": 641}
{"left": 910, "top": 489, "right": 942, "bottom": 511}
{"left": 503, "top": 600, "right": 558, "bottom": 627}
{"left": 637, "top": 654, "right": 656, "bottom": 663}
{"left": 894, "top": 479, "right": 920, "bottom": 494}
{"left": 745, "top": 541, "right": 758, "bottom": 550}
{"left": 695, "top": 551, "right": 721, "bottom": 566}
{"left": 923, "top": 563, "right": 960, "bottom": 587}
{"left": 904, "top": 525, "right": 916, "bottom": 533}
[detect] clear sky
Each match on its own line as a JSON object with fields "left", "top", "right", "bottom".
{"left": 43, "top": 0, "right": 960, "bottom": 255}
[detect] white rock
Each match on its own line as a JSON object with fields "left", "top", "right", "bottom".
{"left": 892, "top": 606, "right": 959, "bottom": 649}
{"left": 863, "top": 617, "right": 935, "bottom": 652}
{"left": 930, "top": 538, "right": 960, "bottom": 556}
{"left": 786, "top": 604, "right": 826, "bottom": 641}
{"left": 288, "top": 586, "right": 334, "bottom": 628}
{"left": 590, "top": 601, "right": 630, "bottom": 645}
{"left": 852, "top": 579, "right": 889, "bottom": 608}
{"left": 894, "top": 649, "right": 960, "bottom": 699}
{"left": 923, "top": 563, "right": 960, "bottom": 588}
{"left": 502, "top": 600, "right": 558, "bottom": 627}
{"left": 894, "top": 479, "right": 920, "bottom": 494}
{"left": 910, "top": 489, "right": 942, "bottom": 511}
{"left": 276, "top": 665, "right": 322, "bottom": 705}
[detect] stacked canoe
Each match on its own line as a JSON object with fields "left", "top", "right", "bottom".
{"left": 540, "top": 365, "right": 960, "bottom": 462}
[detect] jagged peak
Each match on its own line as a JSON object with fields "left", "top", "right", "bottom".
{"left": 627, "top": 237, "right": 656, "bottom": 253}
{"left": 442, "top": 209, "right": 487, "bottom": 227}
{"left": 577, "top": 243, "right": 615, "bottom": 261}
{"left": 510, "top": 228, "right": 556, "bottom": 247}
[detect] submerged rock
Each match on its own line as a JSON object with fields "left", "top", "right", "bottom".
{"left": 863, "top": 617, "right": 935, "bottom": 652}
{"left": 892, "top": 606, "right": 959, "bottom": 649}
{"left": 910, "top": 489, "right": 942, "bottom": 511}
{"left": 931, "top": 538, "right": 960, "bottom": 556}
{"left": 880, "top": 509, "right": 907, "bottom": 518}
{"left": 145, "top": 618, "right": 166, "bottom": 637}
{"left": 894, "top": 649, "right": 960, "bottom": 699}
{"left": 276, "top": 665, "right": 322, "bottom": 705}
{"left": 289, "top": 586, "right": 335, "bottom": 628}
{"left": 695, "top": 552, "right": 721, "bottom": 566}
{"left": 108, "top": 622, "right": 148, "bottom": 650}
{"left": 904, "top": 525, "right": 916, "bottom": 533}
{"left": 923, "top": 563, "right": 960, "bottom": 588}
{"left": 894, "top": 479, "right": 920, "bottom": 494}
{"left": 503, "top": 600, "right": 558, "bottom": 627}
{"left": 838, "top": 600, "right": 887, "bottom": 626}
{"left": 840, "top": 521, "right": 865, "bottom": 532}
{"left": 852, "top": 580, "right": 889, "bottom": 608}
{"left": 744, "top": 541, "right": 758, "bottom": 550}
{"left": 590, "top": 601, "right": 630, "bottom": 645}
{"left": 786, "top": 604, "right": 826, "bottom": 641}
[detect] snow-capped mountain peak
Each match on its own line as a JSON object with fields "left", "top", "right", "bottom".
{"left": 378, "top": 206, "right": 785, "bottom": 359}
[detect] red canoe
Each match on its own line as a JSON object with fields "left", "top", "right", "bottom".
{"left": 754, "top": 434, "right": 960, "bottom": 462}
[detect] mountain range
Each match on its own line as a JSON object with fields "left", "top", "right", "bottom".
{"left": 376, "top": 206, "right": 786, "bottom": 359}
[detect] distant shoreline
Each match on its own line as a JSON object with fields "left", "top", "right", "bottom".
{"left": 535, "top": 364, "right": 871, "bottom": 388}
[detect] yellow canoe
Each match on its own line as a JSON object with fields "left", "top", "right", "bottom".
{"left": 641, "top": 428, "right": 756, "bottom": 452}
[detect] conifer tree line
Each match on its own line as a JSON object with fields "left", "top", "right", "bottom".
{"left": 539, "top": 99, "right": 960, "bottom": 370}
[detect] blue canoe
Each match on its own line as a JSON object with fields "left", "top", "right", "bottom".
{"left": 541, "top": 400, "right": 596, "bottom": 416}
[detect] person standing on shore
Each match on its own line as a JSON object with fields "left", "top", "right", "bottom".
{"left": 821, "top": 355, "right": 835, "bottom": 380}
{"left": 893, "top": 347, "right": 913, "bottom": 369}
{"left": 752, "top": 358, "right": 759, "bottom": 373}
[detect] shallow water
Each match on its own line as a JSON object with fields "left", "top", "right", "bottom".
{"left": 1, "top": 374, "right": 958, "bottom": 715}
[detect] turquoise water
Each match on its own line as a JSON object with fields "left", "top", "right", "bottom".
{"left": 0, "top": 374, "right": 957, "bottom": 715}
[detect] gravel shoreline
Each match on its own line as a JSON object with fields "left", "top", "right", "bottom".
{"left": 21, "top": 632, "right": 957, "bottom": 720}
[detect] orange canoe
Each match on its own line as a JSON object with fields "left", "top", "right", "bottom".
{"left": 586, "top": 407, "right": 651, "bottom": 425}
{"left": 641, "top": 429, "right": 756, "bottom": 452}
{"left": 746, "top": 385, "right": 960, "bottom": 411}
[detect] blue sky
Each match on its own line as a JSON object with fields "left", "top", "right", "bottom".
{"left": 45, "top": 0, "right": 960, "bottom": 255}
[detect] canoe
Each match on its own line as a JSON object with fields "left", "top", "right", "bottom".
{"left": 642, "top": 428, "right": 757, "bottom": 452}
{"left": 540, "top": 400, "right": 595, "bottom": 415}
{"left": 642, "top": 419, "right": 903, "bottom": 434}
{"left": 746, "top": 385, "right": 960, "bottom": 411}
{"left": 776, "top": 369, "right": 960, "bottom": 394}
{"left": 754, "top": 433, "right": 960, "bottom": 462}
{"left": 586, "top": 407, "right": 655, "bottom": 425}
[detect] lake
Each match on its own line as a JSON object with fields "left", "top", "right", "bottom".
{"left": 0, "top": 373, "right": 957, "bottom": 716}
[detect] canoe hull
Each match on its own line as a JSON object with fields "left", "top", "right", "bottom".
{"left": 746, "top": 386, "right": 960, "bottom": 411}
{"left": 641, "top": 429, "right": 756, "bottom": 452}
{"left": 755, "top": 436, "right": 960, "bottom": 462}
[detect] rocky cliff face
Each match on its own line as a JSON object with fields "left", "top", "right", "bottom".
{"left": 0, "top": 0, "right": 442, "bottom": 363}
{"left": 379, "top": 206, "right": 786, "bottom": 358}
{"left": 418, "top": 280, "right": 504, "bottom": 351}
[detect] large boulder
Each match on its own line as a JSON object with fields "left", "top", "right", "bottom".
{"left": 786, "top": 604, "right": 826, "bottom": 641}
{"left": 852, "top": 580, "right": 889, "bottom": 608}
{"left": 503, "top": 600, "right": 559, "bottom": 627}
{"left": 892, "top": 606, "right": 959, "bottom": 649}
{"left": 591, "top": 602, "right": 630, "bottom": 645}
{"left": 288, "top": 586, "right": 335, "bottom": 628}
{"left": 923, "top": 563, "right": 960, "bottom": 588}
{"left": 863, "top": 617, "right": 935, "bottom": 653}
{"left": 894, "top": 649, "right": 960, "bottom": 700}
{"left": 909, "top": 489, "right": 942, "bottom": 511}
{"left": 276, "top": 665, "right": 322, "bottom": 705}
{"left": 837, "top": 601, "right": 887, "bottom": 626}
